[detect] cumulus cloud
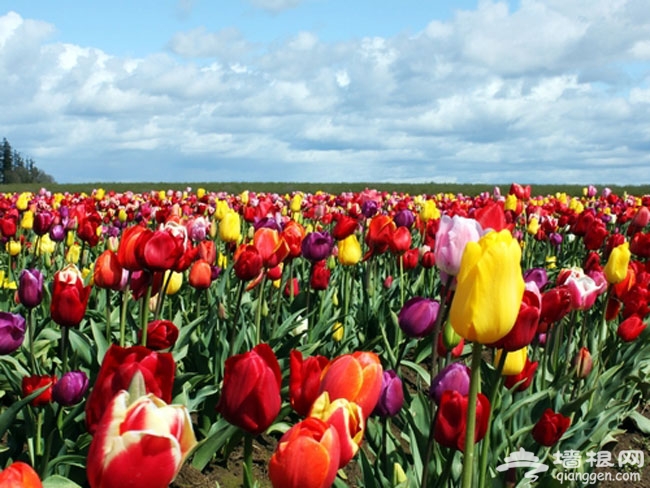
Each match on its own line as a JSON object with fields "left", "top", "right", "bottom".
{"left": 1, "top": 2, "right": 650, "bottom": 185}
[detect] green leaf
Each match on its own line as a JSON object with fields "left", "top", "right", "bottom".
{"left": 0, "top": 384, "right": 51, "bottom": 439}
{"left": 42, "top": 475, "right": 83, "bottom": 488}
{"left": 626, "top": 410, "right": 650, "bottom": 435}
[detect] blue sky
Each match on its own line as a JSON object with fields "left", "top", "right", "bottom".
{"left": 1, "top": 0, "right": 649, "bottom": 185}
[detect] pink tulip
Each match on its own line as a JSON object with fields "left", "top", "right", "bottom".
{"left": 434, "top": 215, "right": 483, "bottom": 276}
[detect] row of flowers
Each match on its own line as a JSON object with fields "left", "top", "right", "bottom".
{"left": 0, "top": 183, "right": 649, "bottom": 487}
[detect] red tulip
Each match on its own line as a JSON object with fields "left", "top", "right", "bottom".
{"left": 630, "top": 231, "right": 650, "bottom": 258}
{"left": 401, "top": 248, "right": 419, "bottom": 270}
{"left": 85, "top": 345, "right": 175, "bottom": 434}
{"left": 532, "top": 409, "right": 570, "bottom": 446}
{"left": 22, "top": 375, "right": 57, "bottom": 407}
{"left": 434, "top": 390, "right": 490, "bottom": 451}
{"left": 94, "top": 250, "right": 126, "bottom": 291}
{"left": 310, "top": 260, "right": 331, "bottom": 290}
{"left": 331, "top": 215, "right": 358, "bottom": 240}
{"left": 364, "top": 215, "right": 395, "bottom": 259}
{"left": 117, "top": 225, "right": 147, "bottom": 271}
{"left": 136, "top": 224, "right": 187, "bottom": 271}
{"left": 233, "top": 245, "right": 264, "bottom": 281}
{"left": 137, "top": 320, "right": 179, "bottom": 351}
{"left": 77, "top": 210, "right": 103, "bottom": 247}
{"left": 318, "top": 351, "right": 383, "bottom": 418}
{"left": 289, "top": 350, "right": 329, "bottom": 417}
{"left": 188, "top": 259, "right": 212, "bottom": 289}
{"left": 86, "top": 391, "right": 197, "bottom": 488}
{"left": 269, "top": 418, "right": 340, "bottom": 488}
{"left": 504, "top": 358, "right": 538, "bottom": 391}
{"left": 217, "top": 343, "right": 282, "bottom": 435}
{"left": 489, "top": 282, "right": 541, "bottom": 351}
{"left": 389, "top": 226, "right": 412, "bottom": 255}
{"left": 538, "top": 286, "right": 573, "bottom": 333}
{"left": 0, "top": 461, "right": 43, "bottom": 488}
{"left": 617, "top": 314, "right": 647, "bottom": 342}
{"left": 50, "top": 264, "right": 92, "bottom": 327}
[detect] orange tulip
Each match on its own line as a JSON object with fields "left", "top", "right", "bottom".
{"left": 269, "top": 417, "right": 340, "bottom": 488}
{"left": 188, "top": 259, "right": 212, "bottom": 290}
{"left": 253, "top": 228, "right": 290, "bottom": 268}
{"left": 318, "top": 351, "right": 383, "bottom": 418}
{"left": 0, "top": 461, "right": 43, "bottom": 488}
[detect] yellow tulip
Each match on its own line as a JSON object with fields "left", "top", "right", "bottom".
{"left": 94, "top": 188, "right": 105, "bottom": 200}
{"left": 217, "top": 252, "right": 228, "bottom": 269}
{"left": 337, "top": 235, "right": 362, "bottom": 266}
{"left": 505, "top": 193, "right": 518, "bottom": 212}
{"left": 66, "top": 231, "right": 75, "bottom": 247}
{"left": 215, "top": 200, "right": 229, "bottom": 221}
{"left": 165, "top": 270, "right": 184, "bottom": 295}
{"left": 197, "top": 188, "right": 206, "bottom": 199}
{"left": 21, "top": 210, "right": 34, "bottom": 230}
{"left": 118, "top": 209, "right": 128, "bottom": 223}
{"left": 38, "top": 234, "right": 56, "bottom": 255}
{"left": 449, "top": 229, "right": 525, "bottom": 344}
{"left": 66, "top": 243, "right": 81, "bottom": 264}
{"left": 6, "top": 240, "right": 21, "bottom": 256}
{"left": 419, "top": 200, "right": 440, "bottom": 223}
{"left": 290, "top": 193, "right": 303, "bottom": 212}
{"left": 604, "top": 241, "right": 631, "bottom": 284}
{"left": 16, "top": 192, "right": 31, "bottom": 211}
{"left": 495, "top": 347, "right": 527, "bottom": 376}
{"left": 527, "top": 217, "right": 539, "bottom": 235}
{"left": 219, "top": 211, "right": 241, "bottom": 243}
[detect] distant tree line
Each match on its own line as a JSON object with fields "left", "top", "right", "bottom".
{"left": 1, "top": 138, "right": 56, "bottom": 185}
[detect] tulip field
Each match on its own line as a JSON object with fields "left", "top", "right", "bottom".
{"left": 1, "top": 184, "right": 650, "bottom": 487}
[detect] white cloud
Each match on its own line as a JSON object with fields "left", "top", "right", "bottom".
{"left": 245, "top": 0, "right": 304, "bottom": 14}
{"left": 1, "top": 3, "right": 650, "bottom": 185}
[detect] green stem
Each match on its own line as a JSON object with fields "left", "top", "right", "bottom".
{"left": 60, "top": 326, "right": 70, "bottom": 374}
{"left": 461, "top": 341, "right": 483, "bottom": 488}
{"left": 105, "top": 288, "right": 112, "bottom": 343}
{"left": 28, "top": 308, "right": 38, "bottom": 374}
{"left": 435, "top": 449, "right": 456, "bottom": 488}
{"left": 399, "top": 254, "right": 405, "bottom": 307}
{"left": 478, "top": 350, "right": 507, "bottom": 488}
{"left": 155, "top": 271, "right": 173, "bottom": 321}
{"left": 243, "top": 433, "right": 255, "bottom": 488}
{"left": 119, "top": 272, "right": 132, "bottom": 347}
{"left": 255, "top": 275, "right": 267, "bottom": 345}
{"left": 140, "top": 282, "right": 153, "bottom": 347}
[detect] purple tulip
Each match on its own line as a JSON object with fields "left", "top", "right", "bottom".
{"left": 0, "top": 312, "right": 26, "bottom": 355}
{"left": 301, "top": 231, "right": 334, "bottom": 263}
{"left": 49, "top": 224, "right": 66, "bottom": 242}
{"left": 361, "top": 200, "right": 378, "bottom": 218}
{"left": 549, "top": 232, "right": 563, "bottom": 248}
{"left": 52, "top": 371, "right": 89, "bottom": 406}
{"left": 33, "top": 211, "right": 54, "bottom": 236}
{"left": 429, "top": 362, "right": 471, "bottom": 404}
{"left": 373, "top": 370, "right": 404, "bottom": 417}
{"left": 398, "top": 297, "right": 439, "bottom": 338}
{"left": 393, "top": 209, "right": 415, "bottom": 229}
{"left": 18, "top": 269, "right": 44, "bottom": 309}
{"left": 523, "top": 268, "right": 549, "bottom": 291}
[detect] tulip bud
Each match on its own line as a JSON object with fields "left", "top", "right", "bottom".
{"left": 398, "top": 297, "right": 439, "bottom": 338}
{"left": 442, "top": 320, "right": 462, "bottom": 349}
{"left": 52, "top": 371, "right": 89, "bottom": 406}
{"left": 372, "top": 370, "right": 404, "bottom": 417}
{"left": 18, "top": 269, "right": 44, "bottom": 308}
{"left": 574, "top": 347, "right": 593, "bottom": 378}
